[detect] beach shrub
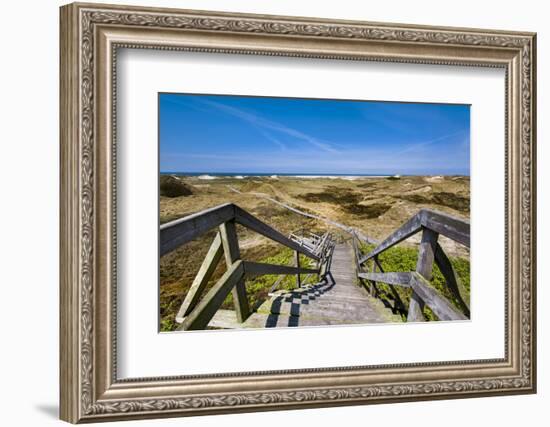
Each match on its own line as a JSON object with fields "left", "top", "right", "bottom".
{"left": 160, "top": 175, "right": 193, "bottom": 197}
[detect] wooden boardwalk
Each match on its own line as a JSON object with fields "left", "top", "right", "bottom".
{"left": 162, "top": 203, "right": 469, "bottom": 331}
{"left": 209, "top": 242, "right": 401, "bottom": 329}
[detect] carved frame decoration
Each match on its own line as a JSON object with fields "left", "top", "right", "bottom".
{"left": 60, "top": 2, "right": 536, "bottom": 423}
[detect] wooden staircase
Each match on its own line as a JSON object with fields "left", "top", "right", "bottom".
{"left": 207, "top": 242, "right": 401, "bottom": 329}
{"left": 160, "top": 203, "right": 470, "bottom": 331}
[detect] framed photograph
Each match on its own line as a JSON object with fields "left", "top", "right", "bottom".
{"left": 60, "top": 2, "right": 537, "bottom": 423}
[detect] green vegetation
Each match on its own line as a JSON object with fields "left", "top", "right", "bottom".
{"left": 360, "top": 243, "right": 470, "bottom": 321}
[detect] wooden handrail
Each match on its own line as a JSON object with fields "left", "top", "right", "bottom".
{"left": 410, "top": 273, "right": 467, "bottom": 321}
{"left": 169, "top": 204, "right": 469, "bottom": 329}
{"left": 161, "top": 203, "right": 319, "bottom": 260}
{"left": 179, "top": 260, "right": 245, "bottom": 331}
{"left": 160, "top": 203, "right": 235, "bottom": 256}
{"left": 167, "top": 204, "right": 334, "bottom": 330}
{"left": 358, "top": 272, "right": 413, "bottom": 286}
{"left": 353, "top": 208, "right": 470, "bottom": 323}
{"left": 358, "top": 214, "right": 422, "bottom": 264}
{"left": 234, "top": 206, "right": 320, "bottom": 260}
{"left": 359, "top": 209, "right": 469, "bottom": 264}
{"left": 421, "top": 209, "right": 470, "bottom": 247}
{"left": 358, "top": 271, "right": 466, "bottom": 321}
{"left": 259, "top": 231, "right": 333, "bottom": 298}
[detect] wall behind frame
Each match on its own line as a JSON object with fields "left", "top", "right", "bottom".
{"left": 0, "top": 1, "right": 545, "bottom": 426}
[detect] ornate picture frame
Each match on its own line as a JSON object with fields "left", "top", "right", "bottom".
{"left": 60, "top": 2, "right": 536, "bottom": 423}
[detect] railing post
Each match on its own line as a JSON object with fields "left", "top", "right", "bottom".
{"left": 434, "top": 243, "right": 470, "bottom": 317}
{"left": 219, "top": 220, "right": 250, "bottom": 323}
{"left": 370, "top": 256, "right": 380, "bottom": 297}
{"left": 179, "top": 261, "right": 245, "bottom": 331}
{"left": 374, "top": 256, "right": 406, "bottom": 313}
{"left": 175, "top": 232, "right": 223, "bottom": 323}
{"left": 295, "top": 250, "right": 301, "bottom": 288}
{"left": 408, "top": 227, "right": 439, "bottom": 322}
{"left": 319, "top": 252, "right": 326, "bottom": 277}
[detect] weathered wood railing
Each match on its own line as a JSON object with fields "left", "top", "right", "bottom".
{"left": 160, "top": 203, "right": 333, "bottom": 330}
{"left": 262, "top": 230, "right": 334, "bottom": 301}
{"left": 352, "top": 209, "right": 470, "bottom": 322}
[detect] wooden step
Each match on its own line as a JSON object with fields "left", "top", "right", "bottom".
{"left": 207, "top": 242, "right": 403, "bottom": 329}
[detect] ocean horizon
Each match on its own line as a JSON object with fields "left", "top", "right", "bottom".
{"left": 160, "top": 172, "right": 469, "bottom": 178}
{"left": 161, "top": 172, "right": 392, "bottom": 176}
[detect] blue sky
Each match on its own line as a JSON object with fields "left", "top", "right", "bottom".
{"left": 159, "top": 93, "right": 470, "bottom": 175}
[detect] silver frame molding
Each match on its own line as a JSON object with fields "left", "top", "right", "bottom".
{"left": 60, "top": 2, "right": 537, "bottom": 423}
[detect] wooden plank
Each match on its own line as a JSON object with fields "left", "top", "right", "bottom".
{"left": 407, "top": 292, "right": 425, "bottom": 322}
{"left": 416, "top": 227, "right": 439, "bottom": 279}
{"left": 243, "top": 261, "right": 318, "bottom": 277}
{"left": 420, "top": 209, "right": 470, "bottom": 248}
{"left": 351, "top": 234, "right": 361, "bottom": 274}
{"left": 179, "top": 261, "right": 245, "bottom": 330}
{"left": 319, "top": 240, "right": 334, "bottom": 277}
{"left": 298, "top": 241, "right": 316, "bottom": 251}
{"left": 373, "top": 257, "right": 406, "bottom": 313}
{"left": 253, "top": 271, "right": 315, "bottom": 313}
{"left": 408, "top": 227, "right": 439, "bottom": 321}
{"left": 434, "top": 243, "right": 470, "bottom": 317}
{"left": 268, "top": 275, "right": 286, "bottom": 294}
{"left": 206, "top": 309, "right": 240, "bottom": 329}
{"left": 369, "top": 256, "right": 380, "bottom": 297}
{"left": 291, "top": 241, "right": 315, "bottom": 253}
{"left": 219, "top": 220, "right": 250, "bottom": 323}
{"left": 234, "top": 206, "right": 320, "bottom": 261}
{"left": 308, "top": 231, "right": 321, "bottom": 240}
{"left": 352, "top": 235, "right": 361, "bottom": 273}
{"left": 295, "top": 250, "right": 301, "bottom": 288}
{"left": 314, "top": 233, "right": 329, "bottom": 255}
{"left": 410, "top": 273, "right": 468, "bottom": 321}
{"left": 359, "top": 213, "right": 422, "bottom": 264}
{"left": 160, "top": 203, "right": 235, "bottom": 256}
{"left": 175, "top": 232, "right": 224, "bottom": 322}
{"left": 358, "top": 272, "right": 412, "bottom": 286}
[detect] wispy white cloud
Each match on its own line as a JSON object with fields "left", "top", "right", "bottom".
{"left": 251, "top": 125, "right": 287, "bottom": 151}
{"left": 394, "top": 130, "right": 467, "bottom": 155}
{"left": 164, "top": 153, "right": 248, "bottom": 161}
{"left": 195, "top": 98, "right": 339, "bottom": 154}
{"left": 161, "top": 95, "right": 470, "bottom": 175}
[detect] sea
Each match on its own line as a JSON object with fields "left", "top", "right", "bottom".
{"left": 160, "top": 172, "right": 393, "bottom": 180}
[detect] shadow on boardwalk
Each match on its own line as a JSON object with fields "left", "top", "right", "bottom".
{"left": 265, "top": 273, "right": 336, "bottom": 327}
